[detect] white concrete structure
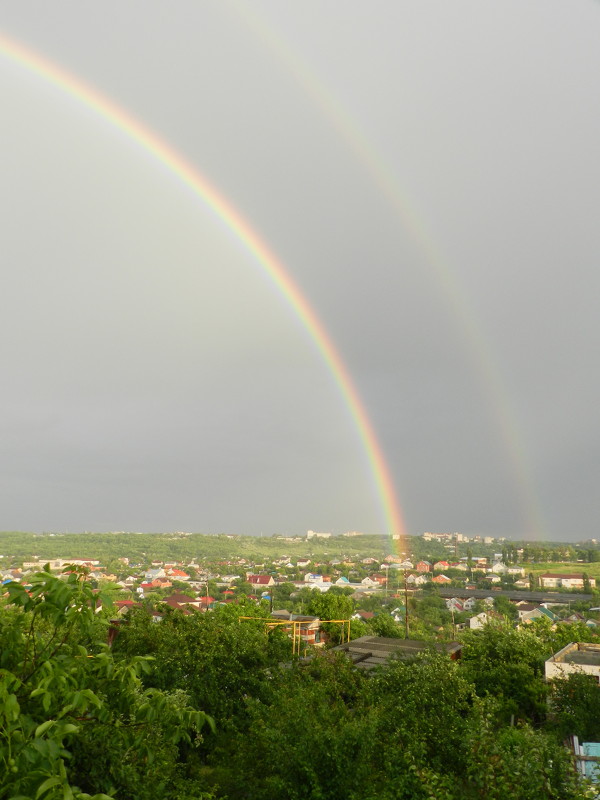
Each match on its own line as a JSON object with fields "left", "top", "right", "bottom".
{"left": 306, "top": 531, "right": 332, "bottom": 539}
{"left": 545, "top": 642, "right": 600, "bottom": 681}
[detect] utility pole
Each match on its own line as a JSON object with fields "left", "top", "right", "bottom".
{"left": 404, "top": 573, "right": 410, "bottom": 639}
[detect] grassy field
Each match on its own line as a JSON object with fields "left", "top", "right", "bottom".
{"left": 525, "top": 561, "right": 600, "bottom": 579}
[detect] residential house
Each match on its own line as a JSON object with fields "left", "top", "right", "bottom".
{"left": 432, "top": 574, "right": 452, "bottom": 585}
{"left": 433, "top": 561, "right": 450, "bottom": 572}
{"left": 565, "top": 613, "right": 585, "bottom": 624}
{"left": 469, "top": 611, "right": 503, "bottom": 629}
{"left": 248, "top": 575, "right": 275, "bottom": 589}
{"left": 163, "top": 593, "right": 204, "bottom": 611}
{"left": 516, "top": 603, "right": 537, "bottom": 619}
{"left": 221, "top": 575, "right": 241, "bottom": 584}
{"left": 62, "top": 559, "right": 101, "bottom": 568}
{"left": 539, "top": 573, "right": 596, "bottom": 590}
{"left": 145, "top": 567, "right": 166, "bottom": 581}
{"left": 415, "top": 561, "right": 432, "bottom": 573}
{"left": 113, "top": 600, "right": 142, "bottom": 617}
{"left": 166, "top": 568, "right": 190, "bottom": 581}
{"left": 360, "top": 577, "right": 380, "bottom": 588}
{"left": 139, "top": 579, "right": 171, "bottom": 591}
{"left": 406, "top": 573, "right": 429, "bottom": 587}
{"left": 369, "top": 574, "right": 388, "bottom": 586}
{"left": 520, "top": 606, "right": 558, "bottom": 624}
{"left": 352, "top": 610, "right": 375, "bottom": 621}
{"left": 304, "top": 572, "right": 323, "bottom": 583}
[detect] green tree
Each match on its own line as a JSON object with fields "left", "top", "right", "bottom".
{"left": 0, "top": 567, "right": 211, "bottom": 800}
{"left": 548, "top": 672, "right": 600, "bottom": 742}
{"left": 305, "top": 591, "right": 354, "bottom": 644}
{"left": 459, "top": 624, "right": 549, "bottom": 723}
{"left": 370, "top": 612, "right": 403, "bottom": 638}
{"left": 465, "top": 699, "right": 584, "bottom": 800}
{"left": 494, "top": 596, "right": 518, "bottom": 621}
{"left": 529, "top": 572, "right": 539, "bottom": 591}
{"left": 113, "top": 600, "right": 291, "bottom": 739}
{"left": 583, "top": 572, "right": 591, "bottom": 593}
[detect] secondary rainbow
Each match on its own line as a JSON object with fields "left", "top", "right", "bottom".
{"left": 0, "top": 31, "right": 407, "bottom": 541}
{"left": 233, "top": 3, "right": 546, "bottom": 540}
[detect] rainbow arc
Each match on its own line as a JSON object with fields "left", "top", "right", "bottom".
{"left": 0, "top": 31, "right": 407, "bottom": 544}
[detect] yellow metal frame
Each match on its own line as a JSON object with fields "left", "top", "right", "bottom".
{"left": 239, "top": 616, "right": 351, "bottom": 655}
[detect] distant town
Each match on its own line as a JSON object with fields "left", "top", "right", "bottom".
{"left": 2, "top": 528, "right": 599, "bottom": 634}
{"left": 3, "top": 527, "right": 600, "bottom": 796}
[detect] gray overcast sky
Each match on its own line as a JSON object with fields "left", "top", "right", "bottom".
{"left": 1, "top": 1, "right": 599, "bottom": 540}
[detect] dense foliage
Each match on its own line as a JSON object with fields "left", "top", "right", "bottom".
{"left": 1, "top": 571, "right": 599, "bottom": 799}
{"left": 0, "top": 529, "right": 505, "bottom": 567}
{"left": 0, "top": 568, "right": 211, "bottom": 800}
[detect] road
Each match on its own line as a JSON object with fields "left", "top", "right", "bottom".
{"left": 434, "top": 587, "right": 593, "bottom": 604}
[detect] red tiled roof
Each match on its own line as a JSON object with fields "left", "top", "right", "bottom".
{"left": 165, "top": 593, "right": 196, "bottom": 604}
{"left": 540, "top": 573, "right": 586, "bottom": 579}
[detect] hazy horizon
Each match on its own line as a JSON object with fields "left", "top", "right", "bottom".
{"left": 2, "top": 528, "right": 596, "bottom": 546}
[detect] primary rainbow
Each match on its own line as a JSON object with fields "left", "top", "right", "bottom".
{"left": 0, "top": 31, "right": 407, "bottom": 542}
